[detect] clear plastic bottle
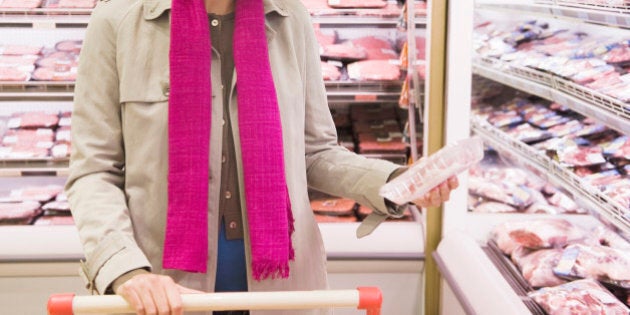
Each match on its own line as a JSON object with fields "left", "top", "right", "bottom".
{"left": 379, "top": 136, "right": 484, "bottom": 205}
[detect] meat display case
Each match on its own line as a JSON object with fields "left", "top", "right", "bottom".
{"left": 437, "top": 0, "right": 630, "bottom": 314}
{"left": 0, "top": 2, "right": 431, "bottom": 314}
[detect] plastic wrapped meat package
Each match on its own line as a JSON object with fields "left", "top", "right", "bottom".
{"left": 0, "top": 0, "right": 42, "bottom": 8}
{"left": 491, "top": 218, "right": 585, "bottom": 255}
{"left": 346, "top": 60, "right": 401, "bottom": 81}
{"left": 529, "top": 279, "right": 630, "bottom": 315}
{"left": 320, "top": 61, "right": 341, "bottom": 81}
{"left": 310, "top": 197, "right": 357, "bottom": 223}
{"left": 380, "top": 136, "right": 484, "bottom": 205}
{"left": 554, "top": 243, "right": 630, "bottom": 290}
{"left": 511, "top": 246, "right": 567, "bottom": 288}
{"left": 0, "top": 201, "right": 41, "bottom": 225}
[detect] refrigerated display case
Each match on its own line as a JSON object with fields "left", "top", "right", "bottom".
{"left": 0, "top": 2, "right": 432, "bottom": 314}
{"left": 438, "top": 0, "right": 630, "bottom": 314}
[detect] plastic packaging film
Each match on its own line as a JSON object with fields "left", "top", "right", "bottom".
{"left": 379, "top": 136, "right": 484, "bottom": 205}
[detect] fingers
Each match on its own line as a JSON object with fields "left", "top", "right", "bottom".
{"left": 411, "top": 176, "right": 460, "bottom": 208}
{"left": 177, "top": 285, "right": 205, "bottom": 294}
{"left": 117, "top": 274, "right": 185, "bottom": 315}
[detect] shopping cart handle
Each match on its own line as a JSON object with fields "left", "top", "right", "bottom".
{"left": 48, "top": 287, "right": 382, "bottom": 315}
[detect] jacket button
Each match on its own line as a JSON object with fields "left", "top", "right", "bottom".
{"left": 228, "top": 221, "right": 237, "bottom": 229}
{"left": 225, "top": 191, "right": 232, "bottom": 199}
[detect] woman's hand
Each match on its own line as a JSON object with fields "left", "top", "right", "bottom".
{"left": 411, "top": 176, "right": 459, "bottom": 208}
{"left": 116, "top": 273, "right": 204, "bottom": 315}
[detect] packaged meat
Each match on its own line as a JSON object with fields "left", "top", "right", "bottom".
{"left": 0, "top": 201, "right": 41, "bottom": 225}
{"left": 314, "top": 214, "right": 357, "bottom": 223}
{"left": 380, "top": 136, "right": 484, "bottom": 205}
{"left": 364, "top": 48, "right": 398, "bottom": 60}
{"left": 31, "top": 67, "right": 77, "bottom": 81}
{"left": 582, "top": 169, "right": 622, "bottom": 187}
{"left": 35, "top": 51, "right": 78, "bottom": 69}
{"left": 529, "top": 114, "right": 570, "bottom": 129}
{"left": 0, "top": 145, "right": 49, "bottom": 158}
{"left": 511, "top": 246, "right": 567, "bottom": 288}
{"left": 320, "top": 61, "right": 341, "bottom": 81}
{"left": 0, "top": 67, "right": 30, "bottom": 82}
{"left": 506, "top": 123, "right": 552, "bottom": 144}
{"left": 51, "top": 142, "right": 71, "bottom": 158}
{"left": 548, "top": 120, "right": 583, "bottom": 138}
{"left": 0, "top": 45, "right": 43, "bottom": 56}
{"left": 554, "top": 243, "right": 630, "bottom": 289}
{"left": 357, "top": 134, "right": 407, "bottom": 154}
{"left": 350, "top": 36, "right": 393, "bottom": 51}
{"left": 314, "top": 28, "right": 336, "bottom": 47}
{"left": 2, "top": 129, "right": 54, "bottom": 148}
{"left": 547, "top": 191, "right": 584, "bottom": 214}
{"left": 0, "top": 0, "right": 42, "bottom": 8}
{"left": 557, "top": 145, "right": 606, "bottom": 167}
{"left": 33, "top": 216, "right": 74, "bottom": 226}
{"left": 529, "top": 279, "right": 630, "bottom": 315}
{"left": 2, "top": 184, "right": 64, "bottom": 203}
{"left": 54, "top": 40, "right": 83, "bottom": 54}
{"left": 488, "top": 112, "right": 523, "bottom": 127}
{"left": 472, "top": 201, "right": 517, "bottom": 213}
{"left": 8, "top": 112, "right": 59, "bottom": 129}
{"left": 310, "top": 197, "right": 356, "bottom": 216}
{"left": 469, "top": 178, "right": 535, "bottom": 209}
{"left": 350, "top": 104, "right": 398, "bottom": 121}
{"left": 587, "top": 225, "right": 630, "bottom": 250}
{"left": 491, "top": 218, "right": 584, "bottom": 255}
{"left": 0, "top": 55, "right": 39, "bottom": 68}
{"left": 346, "top": 60, "right": 401, "bottom": 81}
{"left": 353, "top": 120, "right": 400, "bottom": 134}
{"left": 320, "top": 43, "right": 366, "bottom": 62}
{"left": 58, "top": 111, "right": 71, "bottom": 127}
{"left": 603, "top": 136, "right": 630, "bottom": 160}
{"left": 327, "top": 0, "right": 386, "bottom": 9}
{"left": 602, "top": 179, "right": 630, "bottom": 209}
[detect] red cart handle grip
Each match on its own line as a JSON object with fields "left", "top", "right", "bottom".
{"left": 48, "top": 293, "right": 75, "bottom": 315}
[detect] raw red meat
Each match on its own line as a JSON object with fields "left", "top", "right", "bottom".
{"left": 314, "top": 28, "right": 336, "bottom": 47}
{"left": 529, "top": 279, "right": 629, "bottom": 315}
{"left": 587, "top": 226, "right": 630, "bottom": 250}
{"left": 0, "top": 55, "right": 38, "bottom": 67}
{"left": 320, "top": 62, "right": 341, "bottom": 81}
{"left": 34, "top": 216, "right": 74, "bottom": 226}
{"left": 350, "top": 36, "right": 393, "bottom": 51}
{"left": 0, "top": 0, "right": 42, "bottom": 8}
{"left": 6, "top": 185, "right": 63, "bottom": 203}
{"left": 511, "top": 246, "right": 566, "bottom": 288}
{"left": 320, "top": 43, "right": 366, "bottom": 61}
{"left": 0, "top": 67, "right": 29, "bottom": 81}
{"left": 557, "top": 146, "right": 606, "bottom": 167}
{"left": 54, "top": 40, "right": 83, "bottom": 54}
{"left": 0, "top": 45, "right": 43, "bottom": 56}
{"left": 492, "top": 218, "right": 584, "bottom": 255}
{"left": 365, "top": 48, "right": 398, "bottom": 60}
{"left": 473, "top": 201, "right": 517, "bottom": 213}
{"left": 0, "top": 201, "right": 41, "bottom": 225}
{"left": 310, "top": 197, "right": 356, "bottom": 216}
{"left": 57, "top": 0, "right": 95, "bottom": 8}
{"left": 314, "top": 214, "right": 357, "bottom": 223}
{"left": 327, "top": 0, "right": 386, "bottom": 8}
{"left": 0, "top": 145, "right": 49, "bottom": 158}
{"left": 300, "top": 0, "right": 336, "bottom": 16}
{"left": 31, "top": 67, "right": 76, "bottom": 81}
{"left": 9, "top": 112, "right": 59, "bottom": 129}
{"left": 347, "top": 60, "right": 400, "bottom": 81}
{"left": 357, "top": 136, "right": 407, "bottom": 153}
{"left": 555, "top": 244, "right": 630, "bottom": 289}
{"left": 2, "top": 129, "right": 54, "bottom": 148}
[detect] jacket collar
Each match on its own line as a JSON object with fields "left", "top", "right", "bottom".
{"left": 143, "top": 0, "right": 289, "bottom": 20}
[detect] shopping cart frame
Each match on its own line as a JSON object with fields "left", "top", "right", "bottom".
{"left": 48, "top": 286, "right": 382, "bottom": 315}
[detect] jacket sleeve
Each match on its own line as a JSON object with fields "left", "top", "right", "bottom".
{"left": 300, "top": 13, "right": 400, "bottom": 214}
{"left": 65, "top": 5, "right": 151, "bottom": 295}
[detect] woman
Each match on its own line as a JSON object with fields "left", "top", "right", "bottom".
{"left": 66, "top": 0, "right": 458, "bottom": 313}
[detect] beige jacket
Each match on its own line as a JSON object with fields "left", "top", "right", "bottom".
{"left": 66, "top": 0, "right": 400, "bottom": 313}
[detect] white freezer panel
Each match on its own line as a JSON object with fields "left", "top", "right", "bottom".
{"left": 435, "top": 230, "right": 530, "bottom": 315}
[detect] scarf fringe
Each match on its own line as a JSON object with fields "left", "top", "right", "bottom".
{"left": 252, "top": 260, "right": 292, "bottom": 281}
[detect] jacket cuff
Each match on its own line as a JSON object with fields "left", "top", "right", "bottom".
{"left": 79, "top": 232, "right": 152, "bottom": 295}
{"left": 363, "top": 160, "right": 402, "bottom": 215}
{"left": 111, "top": 268, "right": 150, "bottom": 294}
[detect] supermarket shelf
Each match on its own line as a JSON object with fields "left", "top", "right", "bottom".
{"left": 472, "top": 58, "right": 630, "bottom": 135}
{"left": 0, "top": 159, "right": 68, "bottom": 177}
{"left": 312, "top": 15, "right": 426, "bottom": 27}
{"left": 471, "top": 116, "right": 630, "bottom": 235}
{"left": 325, "top": 80, "right": 405, "bottom": 103}
{"left": 0, "top": 81, "right": 74, "bottom": 100}
{"left": 0, "top": 9, "right": 91, "bottom": 27}
{"left": 477, "top": 1, "right": 630, "bottom": 29}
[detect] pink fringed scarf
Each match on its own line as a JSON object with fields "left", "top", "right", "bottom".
{"left": 162, "top": 0, "right": 294, "bottom": 280}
